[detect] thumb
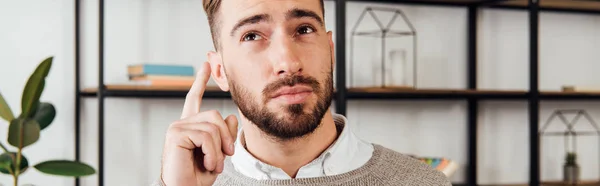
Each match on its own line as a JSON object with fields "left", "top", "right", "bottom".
{"left": 224, "top": 114, "right": 239, "bottom": 150}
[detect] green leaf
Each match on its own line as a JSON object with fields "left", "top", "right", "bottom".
{"left": 21, "top": 56, "right": 53, "bottom": 118}
{"left": 33, "top": 102, "right": 55, "bottom": 130}
{"left": 0, "top": 152, "right": 29, "bottom": 175}
{"left": 0, "top": 92, "right": 14, "bottom": 121}
{"left": 8, "top": 119, "right": 40, "bottom": 149}
{"left": 0, "top": 154, "right": 10, "bottom": 169}
{"left": 34, "top": 160, "right": 95, "bottom": 177}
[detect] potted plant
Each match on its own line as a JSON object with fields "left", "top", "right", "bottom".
{"left": 564, "top": 152, "right": 580, "bottom": 184}
{"left": 0, "top": 56, "right": 95, "bottom": 186}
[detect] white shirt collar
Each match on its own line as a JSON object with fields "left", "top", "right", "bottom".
{"left": 230, "top": 113, "right": 374, "bottom": 180}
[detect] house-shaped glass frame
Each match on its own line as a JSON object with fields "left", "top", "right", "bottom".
{"left": 349, "top": 6, "right": 417, "bottom": 88}
{"left": 539, "top": 109, "right": 600, "bottom": 182}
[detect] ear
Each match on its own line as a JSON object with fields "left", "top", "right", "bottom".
{"left": 208, "top": 51, "right": 230, "bottom": 91}
{"left": 327, "top": 31, "right": 335, "bottom": 68}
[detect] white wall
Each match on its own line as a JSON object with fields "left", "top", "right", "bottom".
{"left": 1, "top": 0, "right": 600, "bottom": 185}
{"left": 0, "top": 0, "right": 76, "bottom": 185}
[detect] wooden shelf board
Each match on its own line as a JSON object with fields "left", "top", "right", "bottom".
{"left": 396, "top": 0, "right": 488, "bottom": 3}
{"left": 540, "top": 90, "right": 600, "bottom": 99}
{"left": 80, "top": 84, "right": 229, "bottom": 98}
{"left": 476, "top": 180, "right": 600, "bottom": 186}
{"left": 79, "top": 85, "right": 600, "bottom": 99}
{"left": 540, "top": 180, "right": 600, "bottom": 186}
{"left": 542, "top": 90, "right": 600, "bottom": 95}
{"left": 498, "top": 0, "right": 600, "bottom": 11}
{"left": 82, "top": 84, "right": 197, "bottom": 93}
{"left": 348, "top": 87, "right": 528, "bottom": 95}
{"left": 346, "top": 0, "right": 491, "bottom": 6}
{"left": 346, "top": 87, "right": 529, "bottom": 99}
{"left": 380, "top": 0, "right": 489, "bottom": 3}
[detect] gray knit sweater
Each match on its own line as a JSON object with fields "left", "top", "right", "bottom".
{"left": 153, "top": 144, "right": 452, "bottom": 186}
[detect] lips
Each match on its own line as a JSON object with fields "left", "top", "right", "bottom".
{"left": 271, "top": 85, "right": 313, "bottom": 98}
{"left": 270, "top": 85, "right": 314, "bottom": 104}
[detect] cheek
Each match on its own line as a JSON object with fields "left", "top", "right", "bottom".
{"left": 300, "top": 44, "right": 332, "bottom": 74}
{"left": 228, "top": 61, "right": 270, "bottom": 97}
{"left": 230, "top": 47, "right": 273, "bottom": 77}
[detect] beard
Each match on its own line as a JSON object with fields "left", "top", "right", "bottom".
{"left": 229, "top": 70, "right": 334, "bottom": 141}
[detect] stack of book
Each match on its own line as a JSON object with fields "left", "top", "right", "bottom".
{"left": 408, "top": 155, "right": 459, "bottom": 178}
{"left": 562, "top": 85, "right": 600, "bottom": 93}
{"left": 127, "top": 64, "right": 195, "bottom": 87}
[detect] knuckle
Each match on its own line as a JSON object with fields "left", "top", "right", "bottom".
{"left": 198, "top": 131, "right": 212, "bottom": 142}
{"left": 207, "top": 110, "right": 222, "bottom": 119}
{"left": 167, "top": 124, "right": 182, "bottom": 133}
{"left": 168, "top": 120, "right": 185, "bottom": 127}
{"left": 203, "top": 122, "right": 219, "bottom": 135}
{"left": 165, "top": 127, "right": 184, "bottom": 142}
{"left": 217, "top": 154, "right": 225, "bottom": 162}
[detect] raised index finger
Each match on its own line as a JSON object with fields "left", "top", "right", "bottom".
{"left": 181, "top": 62, "right": 211, "bottom": 119}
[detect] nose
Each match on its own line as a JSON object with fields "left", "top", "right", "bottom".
{"left": 269, "top": 34, "right": 303, "bottom": 77}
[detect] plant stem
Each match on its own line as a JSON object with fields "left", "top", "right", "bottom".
{"left": 6, "top": 153, "right": 16, "bottom": 186}
{"left": 15, "top": 147, "right": 21, "bottom": 175}
{"left": 14, "top": 119, "right": 23, "bottom": 185}
{"left": 0, "top": 142, "right": 8, "bottom": 153}
{"left": 6, "top": 164, "right": 13, "bottom": 175}
{"left": 13, "top": 173, "right": 18, "bottom": 186}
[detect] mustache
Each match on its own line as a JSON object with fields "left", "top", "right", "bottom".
{"left": 262, "top": 75, "right": 321, "bottom": 99}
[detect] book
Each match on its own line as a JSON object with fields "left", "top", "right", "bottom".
{"left": 129, "top": 75, "right": 196, "bottom": 81}
{"left": 562, "top": 85, "right": 600, "bottom": 93}
{"left": 408, "top": 155, "right": 459, "bottom": 178}
{"left": 129, "top": 79, "right": 194, "bottom": 87}
{"left": 128, "top": 64, "right": 195, "bottom": 77}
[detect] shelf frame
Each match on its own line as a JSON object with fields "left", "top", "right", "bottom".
{"left": 485, "top": 0, "right": 600, "bottom": 15}
{"left": 467, "top": 5, "right": 479, "bottom": 186}
{"left": 73, "top": 0, "right": 81, "bottom": 185}
{"left": 528, "top": 0, "right": 541, "bottom": 185}
{"left": 98, "top": 1, "right": 106, "bottom": 186}
{"left": 80, "top": 86, "right": 231, "bottom": 99}
{"left": 73, "top": 0, "right": 600, "bottom": 186}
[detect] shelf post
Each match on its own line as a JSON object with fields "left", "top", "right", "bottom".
{"left": 98, "top": 0, "right": 105, "bottom": 185}
{"left": 74, "top": 0, "right": 81, "bottom": 186}
{"left": 467, "top": 4, "right": 478, "bottom": 186}
{"left": 528, "top": 0, "right": 540, "bottom": 185}
{"left": 335, "top": 0, "right": 347, "bottom": 116}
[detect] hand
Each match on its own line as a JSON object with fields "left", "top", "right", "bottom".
{"left": 160, "top": 62, "right": 238, "bottom": 186}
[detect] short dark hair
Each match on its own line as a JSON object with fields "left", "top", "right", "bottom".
{"left": 202, "top": 0, "right": 325, "bottom": 50}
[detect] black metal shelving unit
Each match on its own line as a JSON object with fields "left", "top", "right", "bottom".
{"left": 73, "top": 0, "right": 600, "bottom": 186}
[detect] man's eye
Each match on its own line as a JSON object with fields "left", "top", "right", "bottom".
{"left": 242, "top": 33, "right": 263, "bottom": 41}
{"left": 297, "top": 26, "right": 314, "bottom": 35}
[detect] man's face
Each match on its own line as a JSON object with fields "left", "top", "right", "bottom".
{"left": 215, "top": 0, "right": 334, "bottom": 140}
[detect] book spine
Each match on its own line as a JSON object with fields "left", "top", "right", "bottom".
{"left": 134, "top": 64, "right": 195, "bottom": 76}
{"left": 129, "top": 75, "right": 196, "bottom": 81}
{"left": 132, "top": 79, "right": 194, "bottom": 87}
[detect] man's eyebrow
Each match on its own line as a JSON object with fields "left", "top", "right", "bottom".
{"left": 286, "top": 8, "right": 324, "bottom": 26}
{"left": 230, "top": 14, "right": 271, "bottom": 36}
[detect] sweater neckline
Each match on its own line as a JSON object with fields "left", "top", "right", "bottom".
{"left": 222, "top": 144, "right": 385, "bottom": 185}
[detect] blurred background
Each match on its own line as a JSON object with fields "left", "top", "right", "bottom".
{"left": 1, "top": 0, "right": 600, "bottom": 185}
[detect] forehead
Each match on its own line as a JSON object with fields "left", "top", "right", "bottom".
{"left": 219, "top": 0, "right": 323, "bottom": 24}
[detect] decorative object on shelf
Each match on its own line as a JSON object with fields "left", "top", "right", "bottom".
{"left": 539, "top": 109, "right": 600, "bottom": 185}
{"left": 562, "top": 85, "right": 600, "bottom": 93}
{"left": 406, "top": 154, "right": 459, "bottom": 178}
{"left": 349, "top": 6, "right": 417, "bottom": 89}
{"left": 564, "top": 152, "right": 579, "bottom": 184}
{"left": 127, "top": 64, "right": 195, "bottom": 87}
{"left": 0, "top": 57, "right": 96, "bottom": 186}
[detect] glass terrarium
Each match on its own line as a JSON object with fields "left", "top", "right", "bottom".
{"left": 349, "top": 6, "right": 417, "bottom": 89}
{"left": 539, "top": 109, "right": 600, "bottom": 185}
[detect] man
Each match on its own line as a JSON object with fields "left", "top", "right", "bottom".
{"left": 154, "top": 0, "right": 452, "bottom": 185}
